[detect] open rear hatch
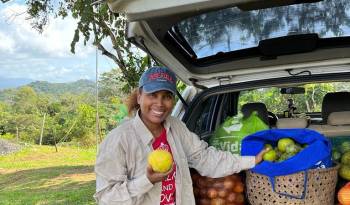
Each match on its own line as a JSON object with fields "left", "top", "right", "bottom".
{"left": 108, "top": 0, "right": 350, "bottom": 87}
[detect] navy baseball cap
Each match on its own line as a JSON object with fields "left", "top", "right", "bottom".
{"left": 139, "top": 66, "right": 177, "bottom": 95}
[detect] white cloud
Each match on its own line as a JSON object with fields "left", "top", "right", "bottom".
{"left": 0, "top": 3, "right": 95, "bottom": 58}
{"left": 0, "top": 31, "right": 16, "bottom": 53}
{"left": 0, "top": 2, "right": 114, "bottom": 83}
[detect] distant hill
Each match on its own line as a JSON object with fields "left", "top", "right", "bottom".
{"left": 0, "top": 77, "right": 33, "bottom": 90}
{"left": 27, "top": 79, "right": 95, "bottom": 95}
{"left": 0, "top": 80, "right": 96, "bottom": 101}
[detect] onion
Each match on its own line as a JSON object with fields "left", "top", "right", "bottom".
{"left": 206, "top": 177, "right": 215, "bottom": 183}
{"left": 212, "top": 181, "right": 224, "bottom": 189}
{"left": 199, "top": 198, "right": 211, "bottom": 205}
{"left": 226, "top": 192, "right": 237, "bottom": 202}
{"left": 338, "top": 182, "right": 350, "bottom": 205}
{"left": 223, "top": 178, "right": 235, "bottom": 189}
{"left": 233, "top": 182, "right": 244, "bottom": 193}
{"left": 235, "top": 193, "right": 245, "bottom": 204}
{"left": 197, "top": 178, "right": 207, "bottom": 188}
{"left": 200, "top": 188, "right": 208, "bottom": 197}
{"left": 207, "top": 188, "right": 218, "bottom": 199}
{"left": 210, "top": 198, "right": 225, "bottom": 205}
{"left": 217, "top": 189, "right": 228, "bottom": 198}
{"left": 229, "top": 174, "right": 240, "bottom": 182}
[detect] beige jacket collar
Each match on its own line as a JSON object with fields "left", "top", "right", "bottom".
{"left": 132, "top": 111, "right": 171, "bottom": 146}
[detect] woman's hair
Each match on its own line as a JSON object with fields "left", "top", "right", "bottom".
{"left": 125, "top": 88, "right": 140, "bottom": 116}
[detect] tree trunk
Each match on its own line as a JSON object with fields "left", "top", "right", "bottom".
{"left": 39, "top": 113, "right": 46, "bottom": 145}
{"left": 53, "top": 134, "right": 58, "bottom": 153}
{"left": 311, "top": 87, "right": 316, "bottom": 110}
{"left": 57, "top": 120, "right": 78, "bottom": 144}
{"left": 16, "top": 126, "right": 19, "bottom": 142}
{"left": 305, "top": 100, "right": 310, "bottom": 112}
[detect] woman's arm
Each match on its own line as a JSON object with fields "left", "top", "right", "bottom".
{"left": 176, "top": 120, "right": 265, "bottom": 178}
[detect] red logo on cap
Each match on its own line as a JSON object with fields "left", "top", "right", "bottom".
{"left": 148, "top": 72, "right": 174, "bottom": 83}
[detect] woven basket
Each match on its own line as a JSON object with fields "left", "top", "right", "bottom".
{"left": 246, "top": 164, "right": 340, "bottom": 205}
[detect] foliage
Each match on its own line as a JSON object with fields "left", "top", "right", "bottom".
{"left": 0, "top": 80, "right": 128, "bottom": 146}
{"left": 238, "top": 82, "right": 348, "bottom": 114}
{"left": 98, "top": 68, "right": 128, "bottom": 100}
{"left": 176, "top": 80, "right": 187, "bottom": 94}
{"left": 28, "top": 79, "right": 96, "bottom": 95}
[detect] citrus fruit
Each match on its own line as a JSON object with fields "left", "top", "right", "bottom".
{"left": 332, "top": 149, "right": 341, "bottom": 161}
{"left": 148, "top": 149, "right": 173, "bottom": 173}
{"left": 263, "top": 149, "right": 277, "bottom": 162}
{"left": 277, "top": 138, "right": 295, "bottom": 152}
{"left": 264, "top": 144, "right": 273, "bottom": 150}
{"left": 339, "top": 164, "right": 350, "bottom": 180}
{"left": 285, "top": 144, "right": 301, "bottom": 154}
{"left": 341, "top": 151, "right": 350, "bottom": 165}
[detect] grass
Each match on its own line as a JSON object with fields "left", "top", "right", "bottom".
{"left": 0, "top": 144, "right": 96, "bottom": 205}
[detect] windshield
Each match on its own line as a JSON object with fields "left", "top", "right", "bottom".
{"left": 238, "top": 82, "right": 350, "bottom": 114}
{"left": 175, "top": 0, "right": 350, "bottom": 58}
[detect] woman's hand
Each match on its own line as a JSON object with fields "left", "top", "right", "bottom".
{"left": 146, "top": 164, "right": 174, "bottom": 184}
{"left": 255, "top": 147, "right": 270, "bottom": 164}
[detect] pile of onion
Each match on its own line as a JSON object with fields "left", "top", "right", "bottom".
{"left": 191, "top": 170, "right": 245, "bottom": 205}
{"left": 338, "top": 182, "right": 350, "bottom": 205}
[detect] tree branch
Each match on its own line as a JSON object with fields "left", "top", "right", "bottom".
{"left": 94, "top": 42, "right": 125, "bottom": 71}
{"left": 96, "top": 17, "right": 127, "bottom": 69}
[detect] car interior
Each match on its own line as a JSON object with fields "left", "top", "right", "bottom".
{"left": 183, "top": 78, "right": 350, "bottom": 141}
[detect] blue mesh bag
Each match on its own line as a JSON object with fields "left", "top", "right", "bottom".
{"left": 241, "top": 128, "right": 332, "bottom": 199}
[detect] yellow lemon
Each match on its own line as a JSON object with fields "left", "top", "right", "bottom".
{"left": 148, "top": 149, "right": 173, "bottom": 173}
{"left": 277, "top": 138, "right": 295, "bottom": 152}
{"left": 263, "top": 149, "right": 277, "bottom": 162}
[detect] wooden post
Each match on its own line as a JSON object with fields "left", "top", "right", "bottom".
{"left": 39, "top": 113, "right": 46, "bottom": 145}
{"left": 16, "top": 126, "right": 19, "bottom": 142}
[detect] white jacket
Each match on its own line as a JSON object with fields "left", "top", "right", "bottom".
{"left": 94, "top": 113, "right": 255, "bottom": 205}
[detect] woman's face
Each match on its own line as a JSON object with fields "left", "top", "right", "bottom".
{"left": 137, "top": 89, "right": 175, "bottom": 127}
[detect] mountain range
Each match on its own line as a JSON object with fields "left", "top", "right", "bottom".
{"left": 0, "top": 78, "right": 96, "bottom": 99}
{"left": 0, "top": 77, "right": 33, "bottom": 90}
{"left": 27, "top": 79, "right": 96, "bottom": 95}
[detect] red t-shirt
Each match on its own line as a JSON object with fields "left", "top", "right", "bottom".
{"left": 152, "top": 128, "right": 176, "bottom": 205}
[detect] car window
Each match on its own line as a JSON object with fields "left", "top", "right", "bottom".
{"left": 238, "top": 82, "right": 350, "bottom": 114}
{"left": 175, "top": 0, "right": 350, "bottom": 59}
{"left": 217, "top": 92, "right": 239, "bottom": 125}
{"left": 193, "top": 95, "right": 218, "bottom": 136}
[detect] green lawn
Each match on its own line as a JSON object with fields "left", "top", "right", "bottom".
{"left": 0, "top": 145, "right": 96, "bottom": 205}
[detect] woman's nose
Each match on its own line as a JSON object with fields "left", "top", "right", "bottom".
{"left": 155, "top": 96, "right": 165, "bottom": 106}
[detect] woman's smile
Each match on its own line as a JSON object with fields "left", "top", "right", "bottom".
{"left": 137, "top": 90, "right": 175, "bottom": 130}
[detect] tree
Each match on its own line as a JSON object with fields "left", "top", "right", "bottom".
{"left": 25, "top": 0, "right": 152, "bottom": 93}
{"left": 98, "top": 68, "right": 128, "bottom": 100}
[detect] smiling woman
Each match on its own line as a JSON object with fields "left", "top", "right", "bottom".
{"left": 94, "top": 66, "right": 269, "bottom": 205}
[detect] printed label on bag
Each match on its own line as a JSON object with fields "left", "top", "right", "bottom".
{"left": 313, "top": 161, "right": 326, "bottom": 169}
{"left": 211, "top": 137, "right": 240, "bottom": 154}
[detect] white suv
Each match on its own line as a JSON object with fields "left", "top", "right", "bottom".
{"left": 108, "top": 0, "right": 350, "bottom": 203}
{"left": 108, "top": 0, "right": 350, "bottom": 136}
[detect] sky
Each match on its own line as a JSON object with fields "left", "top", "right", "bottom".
{"left": 0, "top": 1, "right": 116, "bottom": 83}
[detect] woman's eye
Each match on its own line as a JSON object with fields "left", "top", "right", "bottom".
{"left": 165, "top": 94, "right": 173, "bottom": 100}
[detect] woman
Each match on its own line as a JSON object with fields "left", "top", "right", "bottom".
{"left": 94, "top": 66, "right": 268, "bottom": 205}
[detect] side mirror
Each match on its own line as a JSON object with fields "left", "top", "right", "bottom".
{"left": 280, "top": 87, "right": 305, "bottom": 94}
